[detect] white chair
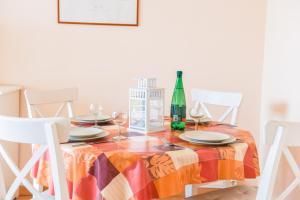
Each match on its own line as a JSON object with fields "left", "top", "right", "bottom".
{"left": 0, "top": 116, "right": 70, "bottom": 200}
{"left": 0, "top": 164, "right": 5, "bottom": 199}
{"left": 24, "top": 88, "right": 77, "bottom": 193}
{"left": 24, "top": 88, "right": 78, "bottom": 118}
{"left": 258, "top": 121, "right": 300, "bottom": 200}
{"left": 187, "top": 89, "right": 243, "bottom": 192}
{"left": 187, "top": 120, "right": 298, "bottom": 200}
{"left": 191, "top": 89, "right": 243, "bottom": 125}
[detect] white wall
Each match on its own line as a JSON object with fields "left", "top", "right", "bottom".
{"left": 0, "top": 0, "right": 266, "bottom": 135}
{"left": 261, "top": 0, "right": 300, "bottom": 198}
{"left": 261, "top": 0, "right": 300, "bottom": 123}
{"left": 0, "top": 0, "right": 266, "bottom": 167}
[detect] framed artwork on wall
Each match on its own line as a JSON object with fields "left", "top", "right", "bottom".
{"left": 58, "top": 0, "right": 139, "bottom": 26}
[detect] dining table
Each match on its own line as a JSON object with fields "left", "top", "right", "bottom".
{"left": 31, "top": 120, "right": 260, "bottom": 200}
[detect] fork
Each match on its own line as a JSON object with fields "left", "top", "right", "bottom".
{"left": 72, "top": 140, "right": 111, "bottom": 147}
{"left": 160, "top": 137, "right": 176, "bottom": 146}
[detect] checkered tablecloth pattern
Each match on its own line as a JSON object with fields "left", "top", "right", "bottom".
{"left": 32, "top": 124, "right": 260, "bottom": 200}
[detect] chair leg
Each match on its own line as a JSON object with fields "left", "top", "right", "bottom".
{"left": 185, "top": 185, "right": 198, "bottom": 198}
{"left": 0, "top": 170, "right": 6, "bottom": 199}
{"left": 32, "top": 180, "right": 43, "bottom": 200}
{"left": 33, "top": 179, "right": 43, "bottom": 192}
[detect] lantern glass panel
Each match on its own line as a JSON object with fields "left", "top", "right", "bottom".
{"left": 130, "top": 99, "right": 146, "bottom": 129}
{"left": 149, "top": 98, "right": 164, "bottom": 128}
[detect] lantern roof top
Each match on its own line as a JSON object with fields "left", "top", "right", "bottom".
{"left": 137, "top": 78, "right": 157, "bottom": 88}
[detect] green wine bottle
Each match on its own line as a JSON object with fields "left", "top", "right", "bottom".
{"left": 170, "top": 71, "right": 186, "bottom": 130}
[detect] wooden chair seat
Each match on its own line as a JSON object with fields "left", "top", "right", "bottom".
{"left": 188, "top": 185, "right": 257, "bottom": 200}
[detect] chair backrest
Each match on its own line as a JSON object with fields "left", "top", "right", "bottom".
{"left": 0, "top": 163, "right": 5, "bottom": 199}
{"left": 191, "top": 89, "right": 243, "bottom": 125}
{"left": 0, "top": 116, "right": 70, "bottom": 200}
{"left": 24, "top": 88, "right": 78, "bottom": 118}
{"left": 257, "top": 121, "right": 300, "bottom": 200}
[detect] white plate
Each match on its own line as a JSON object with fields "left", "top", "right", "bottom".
{"left": 183, "top": 130, "right": 230, "bottom": 142}
{"left": 69, "top": 131, "right": 110, "bottom": 142}
{"left": 69, "top": 127, "right": 104, "bottom": 138}
{"left": 179, "top": 134, "right": 236, "bottom": 145}
{"left": 74, "top": 115, "right": 111, "bottom": 122}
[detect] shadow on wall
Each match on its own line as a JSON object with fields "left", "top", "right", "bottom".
{"left": 269, "top": 102, "right": 289, "bottom": 120}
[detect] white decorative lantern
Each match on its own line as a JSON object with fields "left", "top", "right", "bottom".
{"left": 129, "top": 78, "right": 165, "bottom": 133}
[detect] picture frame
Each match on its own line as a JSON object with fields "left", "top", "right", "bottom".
{"left": 57, "top": 0, "right": 139, "bottom": 26}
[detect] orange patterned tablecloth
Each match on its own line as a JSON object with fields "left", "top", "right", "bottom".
{"left": 32, "top": 124, "right": 260, "bottom": 200}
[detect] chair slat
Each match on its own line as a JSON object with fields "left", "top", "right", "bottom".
{"left": 218, "top": 107, "right": 234, "bottom": 123}
{"left": 191, "top": 89, "right": 242, "bottom": 107}
{"left": 24, "top": 88, "right": 77, "bottom": 105}
{"left": 191, "top": 89, "right": 242, "bottom": 125}
{"left": 45, "top": 123, "right": 69, "bottom": 200}
{"left": 0, "top": 116, "right": 69, "bottom": 144}
{"left": 0, "top": 164, "right": 5, "bottom": 199}
{"left": 54, "top": 103, "right": 66, "bottom": 117}
{"left": 0, "top": 116, "right": 70, "bottom": 199}
{"left": 258, "top": 121, "right": 300, "bottom": 200}
{"left": 24, "top": 88, "right": 77, "bottom": 118}
{"left": 24, "top": 88, "right": 77, "bottom": 195}
{"left": 283, "top": 148, "right": 300, "bottom": 179}
{"left": 257, "top": 125, "right": 284, "bottom": 200}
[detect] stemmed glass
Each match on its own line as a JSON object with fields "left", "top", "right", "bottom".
{"left": 189, "top": 107, "right": 203, "bottom": 130}
{"left": 112, "top": 111, "right": 128, "bottom": 141}
{"left": 89, "top": 103, "right": 103, "bottom": 127}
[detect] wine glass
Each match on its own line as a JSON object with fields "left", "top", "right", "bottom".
{"left": 189, "top": 107, "right": 203, "bottom": 130}
{"left": 89, "top": 104, "right": 103, "bottom": 127}
{"left": 112, "top": 111, "right": 128, "bottom": 141}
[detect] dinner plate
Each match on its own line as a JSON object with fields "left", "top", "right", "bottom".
{"left": 69, "top": 127, "right": 104, "bottom": 138}
{"left": 73, "top": 115, "right": 111, "bottom": 122}
{"left": 179, "top": 134, "right": 236, "bottom": 146}
{"left": 183, "top": 130, "right": 230, "bottom": 142}
{"left": 69, "top": 131, "right": 110, "bottom": 142}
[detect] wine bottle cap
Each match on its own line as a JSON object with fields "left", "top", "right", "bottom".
{"left": 177, "top": 71, "right": 183, "bottom": 77}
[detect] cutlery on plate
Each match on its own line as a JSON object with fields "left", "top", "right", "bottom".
{"left": 160, "top": 137, "right": 185, "bottom": 148}
{"left": 72, "top": 140, "right": 111, "bottom": 147}
{"left": 187, "top": 120, "right": 237, "bottom": 128}
{"left": 160, "top": 137, "right": 175, "bottom": 146}
{"left": 213, "top": 123, "right": 237, "bottom": 128}
{"left": 202, "top": 122, "right": 237, "bottom": 128}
